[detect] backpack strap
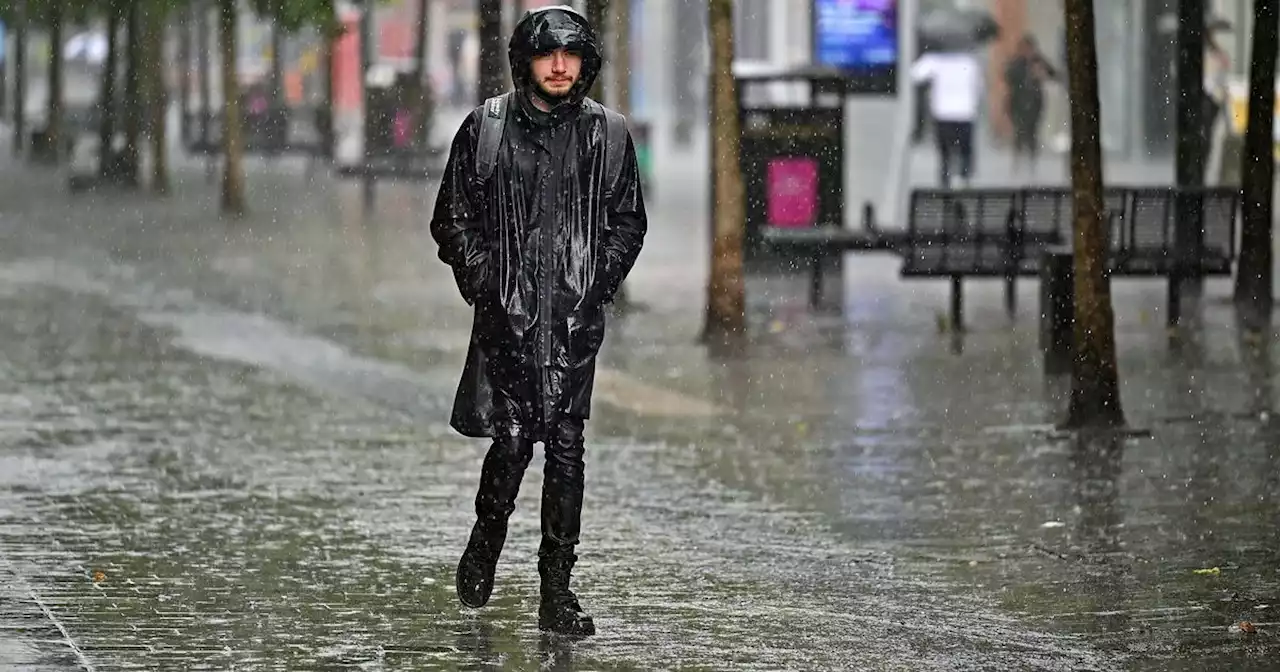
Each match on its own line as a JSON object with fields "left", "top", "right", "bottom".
{"left": 475, "top": 93, "right": 511, "bottom": 183}
{"left": 478, "top": 96, "right": 625, "bottom": 197}
{"left": 593, "top": 99, "right": 628, "bottom": 201}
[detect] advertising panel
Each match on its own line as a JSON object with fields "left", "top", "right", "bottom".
{"left": 812, "top": 0, "right": 898, "bottom": 93}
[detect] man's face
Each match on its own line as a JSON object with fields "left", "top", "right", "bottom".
{"left": 530, "top": 48, "right": 582, "bottom": 99}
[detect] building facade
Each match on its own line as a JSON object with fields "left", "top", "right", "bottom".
{"left": 715, "top": 0, "right": 1258, "bottom": 160}
{"left": 1014, "top": 0, "right": 1253, "bottom": 158}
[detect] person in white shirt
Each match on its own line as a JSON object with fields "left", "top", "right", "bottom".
{"left": 911, "top": 51, "right": 983, "bottom": 187}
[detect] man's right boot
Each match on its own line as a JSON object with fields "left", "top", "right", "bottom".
{"left": 536, "top": 419, "right": 594, "bottom": 637}
{"left": 456, "top": 435, "right": 533, "bottom": 608}
{"left": 537, "top": 553, "right": 595, "bottom": 637}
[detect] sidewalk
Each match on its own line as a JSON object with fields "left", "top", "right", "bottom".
{"left": 0, "top": 134, "right": 1278, "bottom": 669}
{"left": 0, "top": 134, "right": 1266, "bottom": 418}
{"left": 0, "top": 162, "right": 1112, "bottom": 671}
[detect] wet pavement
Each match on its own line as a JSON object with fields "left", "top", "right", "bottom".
{"left": 0, "top": 132, "right": 1278, "bottom": 670}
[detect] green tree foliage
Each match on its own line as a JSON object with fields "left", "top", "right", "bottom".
{"left": 251, "top": 0, "right": 339, "bottom": 33}
{"left": 0, "top": 0, "right": 341, "bottom": 32}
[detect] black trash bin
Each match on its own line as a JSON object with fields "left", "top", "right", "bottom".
{"left": 365, "top": 75, "right": 431, "bottom": 163}
{"left": 735, "top": 66, "right": 848, "bottom": 269}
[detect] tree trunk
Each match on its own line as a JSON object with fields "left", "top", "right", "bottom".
{"left": 198, "top": 1, "right": 212, "bottom": 147}
{"left": 148, "top": 0, "right": 170, "bottom": 194}
{"left": 703, "top": 0, "right": 746, "bottom": 342}
{"left": 320, "top": 27, "right": 336, "bottom": 158}
{"left": 46, "top": 0, "right": 64, "bottom": 162}
{"left": 270, "top": 20, "right": 284, "bottom": 107}
{"left": 99, "top": 5, "right": 120, "bottom": 176}
{"left": 413, "top": 0, "right": 433, "bottom": 150}
{"left": 219, "top": 0, "right": 246, "bottom": 215}
{"left": 178, "top": 4, "right": 193, "bottom": 145}
{"left": 585, "top": 0, "right": 606, "bottom": 102}
{"left": 477, "top": 0, "right": 506, "bottom": 103}
{"left": 1063, "top": 0, "right": 1124, "bottom": 429}
{"left": 359, "top": 2, "right": 373, "bottom": 165}
{"left": 1233, "top": 0, "right": 1279, "bottom": 329}
{"left": 414, "top": 0, "right": 430, "bottom": 81}
{"left": 12, "top": 0, "right": 27, "bottom": 157}
{"left": 611, "top": 0, "right": 630, "bottom": 113}
{"left": 122, "top": 0, "right": 143, "bottom": 186}
{"left": 608, "top": 0, "right": 634, "bottom": 310}
{"left": 1174, "top": 0, "right": 1206, "bottom": 306}
{"left": 0, "top": 12, "right": 6, "bottom": 116}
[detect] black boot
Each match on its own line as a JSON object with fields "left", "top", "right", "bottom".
{"left": 537, "top": 418, "right": 594, "bottom": 636}
{"left": 457, "top": 435, "right": 533, "bottom": 608}
{"left": 538, "top": 554, "right": 595, "bottom": 636}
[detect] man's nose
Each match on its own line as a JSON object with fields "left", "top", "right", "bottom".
{"left": 551, "top": 52, "right": 567, "bottom": 72}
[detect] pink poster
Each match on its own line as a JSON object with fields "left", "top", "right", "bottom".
{"left": 766, "top": 157, "right": 819, "bottom": 228}
{"left": 393, "top": 109, "right": 413, "bottom": 148}
{"left": 249, "top": 93, "right": 268, "bottom": 115}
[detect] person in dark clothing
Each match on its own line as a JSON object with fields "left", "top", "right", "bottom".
{"left": 429, "top": 5, "right": 647, "bottom": 638}
{"left": 1005, "top": 35, "right": 1058, "bottom": 173}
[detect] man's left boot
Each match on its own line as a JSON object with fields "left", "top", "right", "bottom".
{"left": 457, "top": 435, "right": 533, "bottom": 608}
{"left": 536, "top": 418, "right": 595, "bottom": 637}
{"left": 537, "top": 553, "right": 595, "bottom": 637}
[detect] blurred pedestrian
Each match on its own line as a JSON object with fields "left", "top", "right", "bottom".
{"left": 1203, "top": 30, "right": 1230, "bottom": 146}
{"left": 911, "top": 48, "right": 983, "bottom": 188}
{"left": 912, "top": 29, "right": 935, "bottom": 146}
{"left": 1004, "top": 34, "right": 1058, "bottom": 174}
{"left": 430, "top": 4, "right": 647, "bottom": 638}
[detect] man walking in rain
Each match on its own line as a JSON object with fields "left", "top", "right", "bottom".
{"left": 430, "top": 5, "right": 647, "bottom": 637}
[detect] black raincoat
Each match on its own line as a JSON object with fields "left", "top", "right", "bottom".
{"left": 430, "top": 6, "right": 648, "bottom": 440}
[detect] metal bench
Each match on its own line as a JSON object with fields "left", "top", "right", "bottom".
{"left": 899, "top": 188, "right": 1065, "bottom": 328}
{"left": 1038, "top": 186, "right": 1239, "bottom": 368}
{"left": 760, "top": 185, "right": 1240, "bottom": 331}
{"left": 1112, "top": 186, "right": 1237, "bottom": 276}
{"left": 757, "top": 204, "right": 894, "bottom": 308}
{"left": 913, "top": 186, "right": 1238, "bottom": 330}
{"left": 184, "top": 107, "right": 329, "bottom": 158}
{"left": 332, "top": 152, "right": 444, "bottom": 180}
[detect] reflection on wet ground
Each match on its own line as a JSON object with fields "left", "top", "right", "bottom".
{"left": 0, "top": 163, "right": 1277, "bottom": 669}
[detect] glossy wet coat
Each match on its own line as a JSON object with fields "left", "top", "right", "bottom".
{"left": 430, "top": 6, "right": 647, "bottom": 440}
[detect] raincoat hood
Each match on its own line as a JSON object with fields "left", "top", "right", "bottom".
{"left": 508, "top": 5, "right": 602, "bottom": 108}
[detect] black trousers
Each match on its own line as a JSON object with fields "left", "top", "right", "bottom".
{"left": 1011, "top": 113, "right": 1042, "bottom": 159}
{"left": 935, "top": 120, "right": 975, "bottom": 187}
{"left": 474, "top": 416, "right": 586, "bottom": 560}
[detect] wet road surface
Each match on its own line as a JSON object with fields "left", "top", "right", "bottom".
{"left": 0, "top": 153, "right": 1277, "bottom": 670}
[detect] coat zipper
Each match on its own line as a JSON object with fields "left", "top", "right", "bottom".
{"left": 540, "top": 187, "right": 553, "bottom": 432}
{"left": 539, "top": 135, "right": 563, "bottom": 433}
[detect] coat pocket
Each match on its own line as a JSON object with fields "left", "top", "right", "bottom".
{"left": 566, "top": 307, "right": 606, "bottom": 365}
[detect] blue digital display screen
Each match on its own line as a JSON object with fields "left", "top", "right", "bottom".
{"left": 813, "top": 0, "right": 898, "bottom": 70}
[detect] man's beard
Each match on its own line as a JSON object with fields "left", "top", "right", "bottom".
{"left": 534, "top": 79, "right": 575, "bottom": 105}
